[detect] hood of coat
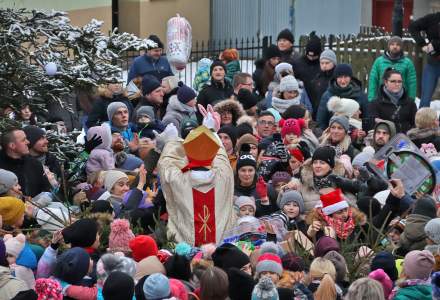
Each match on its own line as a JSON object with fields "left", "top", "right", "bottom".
{"left": 166, "top": 95, "right": 196, "bottom": 115}
{"left": 372, "top": 120, "right": 397, "bottom": 149}
{"left": 407, "top": 127, "right": 440, "bottom": 141}
{"left": 402, "top": 214, "right": 432, "bottom": 242}
{"left": 300, "top": 158, "right": 346, "bottom": 189}
{"left": 87, "top": 123, "right": 112, "bottom": 150}
{"left": 383, "top": 50, "right": 404, "bottom": 62}
{"left": 328, "top": 77, "right": 362, "bottom": 99}
{"left": 213, "top": 99, "right": 245, "bottom": 124}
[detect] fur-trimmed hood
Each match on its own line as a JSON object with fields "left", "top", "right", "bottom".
{"left": 214, "top": 99, "right": 245, "bottom": 124}
{"left": 305, "top": 206, "right": 366, "bottom": 226}
{"left": 407, "top": 127, "right": 440, "bottom": 141}
{"left": 300, "top": 158, "right": 346, "bottom": 190}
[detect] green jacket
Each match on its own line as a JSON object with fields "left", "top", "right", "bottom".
{"left": 393, "top": 284, "right": 432, "bottom": 300}
{"left": 368, "top": 52, "right": 417, "bottom": 101}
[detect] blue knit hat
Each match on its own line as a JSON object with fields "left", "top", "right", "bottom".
{"left": 143, "top": 273, "right": 170, "bottom": 300}
{"left": 333, "top": 63, "right": 353, "bottom": 78}
{"left": 54, "top": 247, "right": 90, "bottom": 285}
{"left": 177, "top": 82, "right": 197, "bottom": 104}
{"left": 142, "top": 75, "right": 161, "bottom": 96}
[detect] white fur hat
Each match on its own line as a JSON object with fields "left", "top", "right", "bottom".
{"left": 327, "top": 96, "right": 360, "bottom": 117}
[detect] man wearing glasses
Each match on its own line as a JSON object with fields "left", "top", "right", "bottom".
{"left": 256, "top": 111, "right": 276, "bottom": 141}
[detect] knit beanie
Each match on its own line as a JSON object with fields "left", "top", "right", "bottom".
{"left": 370, "top": 251, "right": 398, "bottom": 281}
{"left": 212, "top": 243, "right": 250, "bottom": 271}
{"left": 236, "top": 151, "right": 257, "bottom": 171}
{"left": 103, "top": 271, "right": 135, "bottom": 300}
{"left": 210, "top": 60, "right": 227, "bottom": 74}
{"left": 314, "top": 236, "right": 340, "bottom": 257}
{"left": 368, "top": 268, "right": 393, "bottom": 299}
{"left": 143, "top": 273, "right": 170, "bottom": 300}
{"left": 404, "top": 250, "right": 435, "bottom": 280}
{"left": 0, "top": 169, "right": 18, "bottom": 195}
{"left": 129, "top": 235, "right": 158, "bottom": 262}
{"left": 264, "top": 44, "right": 282, "bottom": 60}
{"left": 107, "top": 101, "right": 128, "bottom": 122}
{"left": 54, "top": 247, "right": 90, "bottom": 285}
{"left": 259, "top": 241, "right": 284, "bottom": 257}
{"left": 274, "top": 63, "right": 293, "bottom": 75}
{"left": 148, "top": 34, "right": 164, "bottom": 49}
{"left": 35, "top": 278, "right": 63, "bottom": 300}
{"left": 0, "top": 196, "right": 25, "bottom": 226}
{"left": 333, "top": 63, "right": 353, "bottom": 78}
{"left": 278, "top": 190, "right": 305, "bottom": 214}
{"left": 164, "top": 254, "right": 192, "bottom": 281}
{"left": 108, "top": 219, "right": 135, "bottom": 252}
{"left": 277, "top": 28, "right": 294, "bottom": 44}
{"left": 23, "top": 125, "right": 46, "bottom": 148}
{"left": 281, "top": 253, "right": 305, "bottom": 272}
{"left": 413, "top": 196, "right": 437, "bottom": 218}
{"left": 177, "top": 82, "right": 197, "bottom": 104}
{"left": 135, "top": 255, "right": 166, "bottom": 281}
{"left": 324, "top": 250, "right": 347, "bottom": 283}
{"left": 271, "top": 171, "right": 291, "bottom": 187}
{"left": 4, "top": 233, "right": 25, "bottom": 257}
{"left": 235, "top": 196, "right": 257, "bottom": 211}
{"left": 388, "top": 35, "right": 403, "bottom": 47}
{"left": 236, "top": 134, "right": 258, "bottom": 153}
{"left": 352, "top": 146, "right": 375, "bottom": 168}
{"left": 329, "top": 115, "right": 349, "bottom": 132}
{"left": 142, "top": 74, "right": 161, "bottom": 96}
{"left": 312, "top": 146, "right": 336, "bottom": 169}
{"left": 62, "top": 218, "right": 98, "bottom": 248}
{"left": 289, "top": 148, "right": 305, "bottom": 163}
{"left": 218, "top": 125, "right": 238, "bottom": 149}
{"left": 251, "top": 276, "right": 279, "bottom": 300}
{"left": 327, "top": 96, "right": 360, "bottom": 118}
{"left": 238, "top": 88, "right": 259, "bottom": 110}
{"left": 256, "top": 253, "right": 283, "bottom": 276}
{"left": 280, "top": 118, "right": 305, "bottom": 139}
{"left": 305, "top": 34, "right": 322, "bottom": 56}
{"left": 97, "top": 253, "right": 136, "bottom": 284}
{"left": 279, "top": 75, "right": 299, "bottom": 92}
{"left": 136, "top": 106, "right": 156, "bottom": 122}
{"left": 169, "top": 278, "right": 189, "bottom": 300}
{"left": 222, "top": 48, "right": 239, "bottom": 62}
{"left": 320, "top": 49, "right": 337, "bottom": 65}
{"left": 425, "top": 218, "right": 440, "bottom": 244}
{"left": 104, "top": 170, "right": 129, "bottom": 193}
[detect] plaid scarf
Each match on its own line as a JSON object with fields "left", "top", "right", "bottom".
{"left": 318, "top": 207, "right": 355, "bottom": 240}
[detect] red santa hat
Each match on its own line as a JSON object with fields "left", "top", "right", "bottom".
{"left": 320, "top": 188, "right": 349, "bottom": 216}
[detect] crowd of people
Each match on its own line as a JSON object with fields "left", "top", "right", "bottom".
{"left": 1, "top": 12, "right": 440, "bottom": 300}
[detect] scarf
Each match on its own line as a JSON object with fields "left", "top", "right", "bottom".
{"left": 383, "top": 85, "right": 404, "bottom": 106}
{"left": 313, "top": 173, "right": 334, "bottom": 191}
{"left": 272, "top": 96, "right": 301, "bottom": 113}
{"left": 318, "top": 207, "right": 355, "bottom": 240}
{"left": 388, "top": 278, "right": 431, "bottom": 300}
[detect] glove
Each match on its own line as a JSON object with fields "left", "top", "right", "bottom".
{"left": 84, "top": 133, "right": 102, "bottom": 154}
{"left": 154, "top": 123, "right": 178, "bottom": 153}
{"left": 256, "top": 176, "right": 268, "bottom": 199}
{"left": 358, "top": 166, "right": 372, "bottom": 182}
{"left": 199, "top": 104, "right": 221, "bottom": 132}
{"left": 274, "top": 142, "right": 289, "bottom": 163}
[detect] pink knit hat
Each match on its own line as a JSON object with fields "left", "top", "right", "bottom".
{"left": 108, "top": 219, "right": 135, "bottom": 253}
{"left": 369, "top": 268, "right": 393, "bottom": 299}
{"left": 403, "top": 250, "right": 435, "bottom": 280}
{"left": 35, "top": 278, "right": 63, "bottom": 300}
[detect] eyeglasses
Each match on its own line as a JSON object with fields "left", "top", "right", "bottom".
{"left": 388, "top": 80, "right": 403, "bottom": 84}
{"left": 258, "top": 120, "right": 275, "bottom": 126}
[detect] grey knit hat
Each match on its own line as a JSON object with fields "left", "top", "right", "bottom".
{"left": 388, "top": 36, "right": 403, "bottom": 48}
{"left": 107, "top": 102, "right": 128, "bottom": 122}
{"left": 277, "top": 190, "right": 304, "bottom": 214}
{"left": 252, "top": 276, "right": 279, "bottom": 300}
{"left": 320, "top": 49, "right": 337, "bottom": 65}
{"left": 425, "top": 218, "right": 440, "bottom": 244}
{"left": 135, "top": 105, "right": 155, "bottom": 122}
{"left": 329, "top": 115, "right": 349, "bottom": 132}
{"left": 0, "top": 169, "right": 18, "bottom": 195}
{"left": 256, "top": 253, "right": 283, "bottom": 276}
{"left": 279, "top": 75, "right": 299, "bottom": 92}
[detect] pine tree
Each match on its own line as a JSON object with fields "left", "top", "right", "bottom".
{"left": 0, "top": 8, "right": 155, "bottom": 162}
